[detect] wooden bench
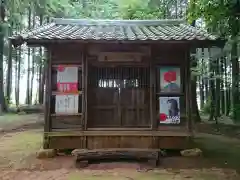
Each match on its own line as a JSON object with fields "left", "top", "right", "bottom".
{"left": 72, "top": 148, "right": 162, "bottom": 167}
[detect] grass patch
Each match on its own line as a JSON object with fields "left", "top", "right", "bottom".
{"left": 67, "top": 170, "right": 235, "bottom": 180}
{"left": 0, "top": 114, "right": 23, "bottom": 124}
{"left": 68, "top": 171, "right": 177, "bottom": 180}
{"left": 0, "top": 130, "right": 42, "bottom": 169}
{"left": 194, "top": 136, "right": 240, "bottom": 172}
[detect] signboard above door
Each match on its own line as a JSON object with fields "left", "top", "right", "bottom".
{"left": 98, "top": 52, "right": 142, "bottom": 62}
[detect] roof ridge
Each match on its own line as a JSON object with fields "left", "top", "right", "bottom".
{"left": 51, "top": 18, "right": 186, "bottom": 26}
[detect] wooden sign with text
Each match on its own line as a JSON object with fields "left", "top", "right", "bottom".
{"left": 98, "top": 52, "right": 142, "bottom": 62}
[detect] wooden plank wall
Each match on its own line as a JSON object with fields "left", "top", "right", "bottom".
{"left": 151, "top": 44, "right": 188, "bottom": 130}
{"left": 47, "top": 43, "right": 189, "bottom": 132}
{"left": 49, "top": 44, "right": 84, "bottom": 130}
{"left": 48, "top": 136, "right": 189, "bottom": 150}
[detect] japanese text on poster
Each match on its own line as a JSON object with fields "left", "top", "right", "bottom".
{"left": 57, "top": 65, "right": 78, "bottom": 93}
{"left": 55, "top": 95, "right": 79, "bottom": 114}
{"left": 55, "top": 65, "right": 79, "bottom": 114}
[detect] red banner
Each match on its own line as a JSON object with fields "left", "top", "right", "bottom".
{"left": 57, "top": 82, "right": 78, "bottom": 93}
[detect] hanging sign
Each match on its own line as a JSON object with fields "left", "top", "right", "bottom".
{"left": 159, "top": 97, "right": 180, "bottom": 124}
{"left": 55, "top": 65, "right": 79, "bottom": 114}
{"left": 160, "top": 67, "right": 181, "bottom": 93}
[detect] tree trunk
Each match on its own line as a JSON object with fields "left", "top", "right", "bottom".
{"left": 224, "top": 56, "right": 230, "bottom": 115}
{"left": 231, "top": 17, "right": 239, "bottom": 122}
{"left": 220, "top": 56, "right": 225, "bottom": 115}
{"left": 199, "top": 57, "right": 205, "bottom": 109}
{"left": 38, "top": 14, "right": 44, "bottom": 104}
{"left": 40, "top": 59, "right": 46, "bottom": 104}
{"left": 215, "top": 58, "right": 221, "bottom": 117}
{"left": 15, "top": 48, "right": 19, "bottom": 106}
{"left": 175, "top": 0, "right": 178, "bottom": 18}
{"left": 209, "top": 57, "right": 215, "bottom": 121}
{"left": 16, "top": 47, "right": 21, "bottom": 106}
{"left": 191, "top": 77, "right": 201, "bottom": 122}
{"left": 0, "top": 26, "right": 4, "bottom": 113}
{"left": 6, "top": 25, "right": 13, "bottom": 107}
{"left": 231, "top": 40, "right": 239, "bottom": 122}
{"left": 30, "top": 48, "right": 35, "bottom": 104}
{"left": 0, "top": 1, "right": 5, "bottom": 114}
{"left": 26, "top": 7, "right": 31, "bottom": 104}
{"left": 29, "top": 12, "right": 36, "bottom": 105}
{"left": 38, "top": 51, "right": 42, "bottom": 103}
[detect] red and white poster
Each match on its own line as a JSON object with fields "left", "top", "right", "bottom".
{"left": 159, "top": 97, "right": 180, "bottom": 124}
{"left": 56, "top": 65, "right": 78, "bottom": 93}
{"left": 160, "top": 67, "right": 181, "bottom": 93}
{"left": 55, "top": 65, "right": 79, "bottom": 114}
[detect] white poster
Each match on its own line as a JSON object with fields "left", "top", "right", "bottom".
{"left": 55, "top": 65, "right": 79, "bottom": 114}
{"left": 159, "top": 97, "right": 180, "bottom": 124}
{"left": 55, "top": 95, "right": 79, "bottom": 114}
{"left": 57, "top": 66, "right": 78, "bottom": 83}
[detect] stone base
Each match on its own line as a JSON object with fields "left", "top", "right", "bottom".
{"left": 180, "top": 148, "right": 202, "bottom": 157}
{"left": 36, "top": 149, "right": 57, "bottom": 159}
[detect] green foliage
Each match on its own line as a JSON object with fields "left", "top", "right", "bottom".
{"left": 187, "top": 0, "right": 240, "bottom": 37}
{"left": 229, "top": 104, "right": 240, "bottom": 122}
{"left": 119, "top": 0, "right": 164, "bottom": 19}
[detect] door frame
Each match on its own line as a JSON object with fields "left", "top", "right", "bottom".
{"left": 87, "top": 63, "right": 152, "bottom": 130}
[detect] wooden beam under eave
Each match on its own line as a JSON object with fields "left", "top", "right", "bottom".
{"left": 24, "top": 39, "right": 226, "bottom": 48}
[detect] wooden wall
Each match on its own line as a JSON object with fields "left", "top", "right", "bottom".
{"left": 46, "top": 42, "right": 191, "bottom": 140}
{"left": 48, "top": 44, "right": 84, "bottom": 130}
{"left": 151, "top": 44, "right": 189, "bottom": 129}
{"left": 48, "top": 135, "right": 190, "bottom": 150}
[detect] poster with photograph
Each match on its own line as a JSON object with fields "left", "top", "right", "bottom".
{"left": 160, "top": 67, "right": 181, "bottom": 93}
{"left": 159, "top": 97, "right": 180, "bottom": 124}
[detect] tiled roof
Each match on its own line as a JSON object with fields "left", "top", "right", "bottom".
{"left": 10, "top": 18, "right": 221, "bottom": 43}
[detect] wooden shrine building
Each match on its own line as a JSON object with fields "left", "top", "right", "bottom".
{"left": 10, "top": 18, "right": 224, "bottom": 150}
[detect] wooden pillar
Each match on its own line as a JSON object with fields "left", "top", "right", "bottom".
{"left": 185, "top": 48, "right": 193, "bottom": 135}
{"left": 43, "top": 46, "right": 52, "bottom": 149}
{"left": 83, "top": 46, "right": 88, "bottom": 130}
{"left": 150, "top": 47, "right": 157, "bottom": 129}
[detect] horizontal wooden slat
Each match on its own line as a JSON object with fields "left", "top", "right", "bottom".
{"left": 51, "top": 115, "right": 83, "bottom": 129}
{"left": 52, "top": 64, "right": 82, "bottom": 68}
{"left": 51, "top": 113, "right": 83, "bottom": 116}
{"left": 52, "top": 91, "right": 83, "bottom": 95}
{"left": 87, "top": 128, "right": 151, "bottom": 131}
{"left": 156, "top": 92, "right": 184, "bottom": 96}
{"left": 122, "top": 105, "right": 148, "bottom": 110}
{"left": 73, "top": 148, "right": 159, "bottom": 154}
{"left": 92, "top": 105, "right": 116, "bottom": 110}
{"left": 45, "top": 130, "right": 192, "bottom": 137}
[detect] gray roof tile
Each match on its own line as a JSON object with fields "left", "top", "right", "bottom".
{"left": 10, "top": 18, "right": 221, "bottom": 43}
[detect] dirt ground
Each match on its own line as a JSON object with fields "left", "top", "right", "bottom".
{"left": 0, "top": 114, "right": 239, "bottom": 180}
